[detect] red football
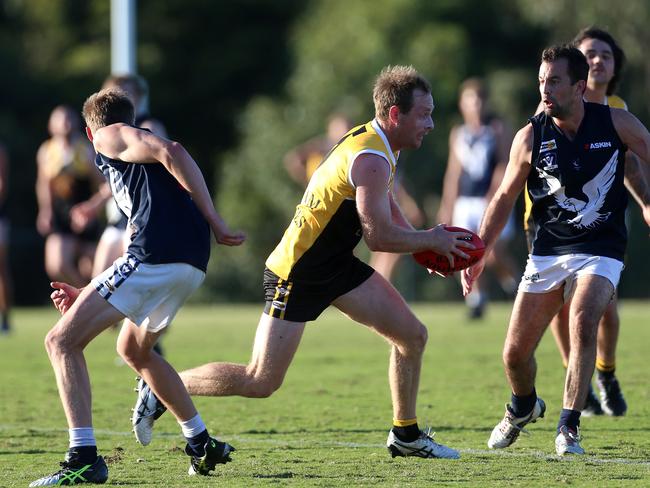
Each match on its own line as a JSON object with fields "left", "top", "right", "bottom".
{"left": 412, "top": 226, "right": 486, "bottom": 274}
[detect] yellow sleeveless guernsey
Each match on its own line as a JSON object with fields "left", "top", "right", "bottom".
{"left": 266, "top": 119, "right": 398, "bottom": 281}
{"left": 523, "top": 95, "right": 628, "bottom": 233}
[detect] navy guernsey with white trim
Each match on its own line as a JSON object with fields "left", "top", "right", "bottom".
{"left": 527, "top": 102, "right": 627, "bottom": 261}
{"left": 94, "top": 134, "right": 210, "bottom": 272}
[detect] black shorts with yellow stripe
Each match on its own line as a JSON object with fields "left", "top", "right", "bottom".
{"left": 263, "top": 257, "right": 374, "bottom": 322}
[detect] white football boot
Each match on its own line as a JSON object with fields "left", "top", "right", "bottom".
{"left": 555, "top": 425, "right": 585, "bottom": 455}
{"left": 488, "top": 397, "right": 546, "bottom": 449}
{"left": 132, "top": 377, "right": 166, "bottom": 445}
{"left": 387, "top": 428, "right": 460, "bottom": 459}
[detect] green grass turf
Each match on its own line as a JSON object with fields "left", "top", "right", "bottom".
{"left": 1, "top": 301, "right": 649, "bottom": 487}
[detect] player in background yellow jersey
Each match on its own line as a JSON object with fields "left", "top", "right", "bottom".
{"left": 524, "top": 28, "right": 650, "bottom": 416}
{"left": 131, "top": 66, "right": 476, "bottom": 460}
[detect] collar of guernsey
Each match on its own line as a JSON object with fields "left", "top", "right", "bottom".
{"left": 523, "top": 95, "right": 628, "bottom": 230}
{"left": 264, "top": 119, "right": 399, "bottom": 281}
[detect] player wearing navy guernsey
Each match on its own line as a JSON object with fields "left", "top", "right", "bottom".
{"left": 30, "top": 88, "right": 245, "bottom": 486}
{"left": 462, "top": 45, "right": 650, "bottom": 456}
{"left": 131, "top": 66, "right": 475, "bottom": 461}
{"left": 540, "top": 28, "right": 650, "bottom": 418}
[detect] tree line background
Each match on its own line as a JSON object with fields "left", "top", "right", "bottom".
{"left": 1, "top": 0, "right": 649, "bottom": 305}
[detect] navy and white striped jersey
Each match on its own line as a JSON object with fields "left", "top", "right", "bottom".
{"left": 527, "top": 102, "right": 627, "bottom": 261}
{"left": 95, "top": 141, "right": 210, "bottom": 272}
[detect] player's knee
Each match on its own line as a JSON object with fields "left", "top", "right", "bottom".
{"left": 44, "top": 325, "right": 71, "bottom": 357}
{"left": 246, "top": 377, "right": 282, "bottom": 398}
{"left": 117, "top": 341, "right": 151, "bottom": 370}
{"left": 244, "top": 365, "right": 284, "bottom": 398}
{"left": 413, "top": 322, "right": 428, "bottom": 352}
{"left": 571, "top": 318, "right": 598, "bottom": 348}
{"left": 502, "top": 345, "right": 527, "bottom": 370}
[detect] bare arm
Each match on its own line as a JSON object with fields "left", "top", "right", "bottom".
{"left": 486, "top": 119, "right": 513, "bottom": 201}
{"left": 389, "top": 189, "right": 416, "bottom": 231}
{"left": 461, "top": 124, "right": 533, "bottom": 295}
{"left": 93, "top": 124, "right": 245, "bottom": 246}
{"left": 436, "top": 127, "right": 462, "bottom": 224}
{"left": 352, "top": 153, "right": 473, "bottom": 264}
{"left": 623, "top": 151, "right": 650, "bottom": 226}
{"left": 612, "top": 109, "right": 650, "bottom": 226}
{"left": 35, "top": 142, "right": 53, "bottom": 236}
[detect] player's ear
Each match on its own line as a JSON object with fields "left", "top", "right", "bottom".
{"left": 85, "top": 126, "right": 94, "bottom": 142}
{"left": 388, "top": 105, "right": 401, "bottom": 125}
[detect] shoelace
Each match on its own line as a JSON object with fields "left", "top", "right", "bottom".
{"left": 499, "top": 413, "right": 531, "bottom": 437}
{"left": 563, "top": 427, "right": 582, "bottom": 444}
{"left": 420, "top": 426, "right": 445, "bottom": 446}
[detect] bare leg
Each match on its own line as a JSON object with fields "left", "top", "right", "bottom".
{"left": 0, "top": 242, "right": 12, "bottom": 317}
{"left": 332, "top": 272, "right": 427, "bottom": 420}
{"left": 180, "top": 313, "right": 305, "bottom": 398}
{"left": 564, "top": 275, "right": 613, "bottom": 411}
{"left": 489, "top": 241, "right": 519, "bottom": 294}
{"left": 502, "top": 290, "right": 564, "bottom": 395}
{"left": 44, "top": 288, "right": 125, "bottom": 428}
{"left": 596, "top": 298, "right": 619, "bottom": 365}
{"left": 45, "top": 233, "right": 86, "bottom": 288}
{"left": 549, "top": 302, "right": 571, "bottom": 366}
{"left": 117, "top": 320, "right": 199, "bottom": 421}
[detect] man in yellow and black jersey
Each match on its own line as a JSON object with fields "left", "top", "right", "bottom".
{"left": 524, "top": 28, "right": 650, "bottom": 418}
{"left": 141, "top": 66, "right": 476, "bottom": 460}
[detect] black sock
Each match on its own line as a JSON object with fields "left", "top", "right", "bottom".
{"left": 68, "top": 446, "right": 98, "bottom": 465}
{"left": 186, "top": 429, "right": 210, "bottom": 456}
{"left": 557, "top": 408, "right": 581, "bottom": 433}
{"left": 510, "top": 388, "right": 537, "bottom": 418}
{"left": 392, "top": 423, "right": 420, "bottom": 442}
{"left": 597, "top": 369, "right": 615, "bottom": 381}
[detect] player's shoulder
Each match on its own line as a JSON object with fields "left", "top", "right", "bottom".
{"left": 607, "top": 95, "right": 628, "bottom": 110}
{"left": 514, "top": 123, "right": 534, "bottom": 147}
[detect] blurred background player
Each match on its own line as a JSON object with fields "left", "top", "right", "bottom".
{"left": 284, "top": 112, "right": 425, "bottom": 282}
{"left": 0, "top": 143, "right": 12, "bottom": 334}
{"left": 438, "top": 78, "right": 519, "bottom": 319}
{"left": 523, "top": 28, "right": 650, "bottom": 417}
{"left": 36, "top": 105, "right": 103, "bottom": 288}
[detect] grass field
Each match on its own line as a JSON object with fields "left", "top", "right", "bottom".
{"left": 1, "top": 301, "right": 649, "bottom": 487}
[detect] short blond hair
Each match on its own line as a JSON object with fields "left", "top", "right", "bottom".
{"left": 373, "top": 65, "right": 431, "bottom": 121}
{"left": 82, "top": 88, "right": 135, "bottom": 132}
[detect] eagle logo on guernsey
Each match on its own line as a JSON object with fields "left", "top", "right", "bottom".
{"left": 537, "top": 150, "right": 618, "bottom": 229}
{"left": 539, "top": 139, "right": 557, "bottom": 153}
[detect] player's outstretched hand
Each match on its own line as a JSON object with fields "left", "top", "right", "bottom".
{"left": 461, "top": 260, "right": 485, "bottom": 296}
{"left": 210, "top": 217, "right": 246, "bottom": 246}
{"left": 429, "top": 223, "right": 475, "bottom": 269}
{"left": 50, "top": 281, "right": 81, "bottom": 315}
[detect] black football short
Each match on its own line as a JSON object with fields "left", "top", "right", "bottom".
{"left": 263, "top": 257, "right": 374, "bottom": 322}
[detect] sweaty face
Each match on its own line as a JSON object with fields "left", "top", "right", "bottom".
{"left": 578, "top": 37, "right": 615, "bottom": 90}
{"left": 397, "top": 89, "right": 434, "bottom": 149}
{"left": 538, "top": 59, "right": 582, "bottom": 119}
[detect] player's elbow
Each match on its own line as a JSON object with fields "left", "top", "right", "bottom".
{"left": 364, "top": 228, "right": 392, "bottom": 252}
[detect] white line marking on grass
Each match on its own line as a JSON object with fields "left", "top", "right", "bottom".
{"left": 3, "top": 425, "right": 649, "bottom": 466}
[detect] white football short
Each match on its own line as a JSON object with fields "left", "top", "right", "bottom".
{"left": 518, "top": 253, "right": 624, "bottom": 302}
{"left": 91, "top": 254, "right": 205, "bottom": 332}
{"left": 453, "top": 196, "right": 514, "bottom": 241}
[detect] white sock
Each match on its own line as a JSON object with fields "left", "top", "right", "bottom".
{"left": 69, "top": 427, "right": 96, "bottom": 448}
{"left": 179, "top": 413, "right": 206, "bottom": 438}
